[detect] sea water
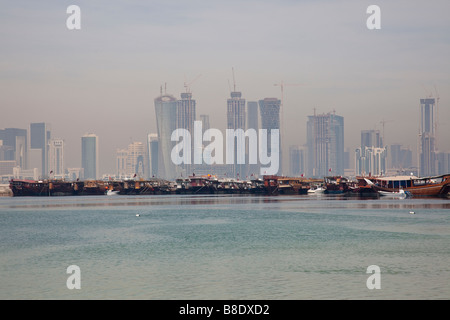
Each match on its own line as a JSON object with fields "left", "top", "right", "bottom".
{"left": 0, "top": 194, "right": 449, "bottom": 300}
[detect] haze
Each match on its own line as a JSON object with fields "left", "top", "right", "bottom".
{"left": 1, "top": 0, "right": 449, "bottom": 175}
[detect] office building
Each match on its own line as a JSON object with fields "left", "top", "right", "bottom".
{"left": 126, "top": 141, "right": 145, "bottom": 178}
{"left": 30, "top": 122, "right": 51, "bottom": 176}
{"left": 306, "top": 111, "right": 344, "bottom": 178}
{"left": 47, "top": 138, "right": 65, "bottom": 177}
{"left": 147, "top": 133, "right": 159, "bottom": 178}
{"left": 227, "top": 91, "right": 246, "bottom": 178}
{"left": 0, "top": 128, "right": 27, "bottom": 169}
{"left": 259, "top": 98, "right": 281, "bottom": 175}
{"left": 289, "top": 145, "right": 305, "bottom": 177}
{"left": 356, "top": 129, "right": 387, "bottom": 176}
{"left": 177, "top": 92, "right": 196, "bottom": 176}
{"left": 154, "top": 93, "right": 178, "bottom": 180}
{"left": 419, "top": 98, "right": 437, "bottom": 176}
{"left": 81, "top": 133, "right": 98, "bottom": 179}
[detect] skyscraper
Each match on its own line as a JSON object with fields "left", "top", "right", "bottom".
{"left": 227, "top": 91, "right": 246, "bottom": 178}
{"left": 126, "top": 141, "right": 145, "bottom": 177}
{"left": 147, "top": 133, "right": 158, "bottom": 178}
{"left": 419, "top": 98, "right": 436, "bottom": 176}
{"left": 356, "top": 129, "right": 387, "bottom": 176}
{"left": 30, "top": 122, "right": 51, "bottom": 176}
{"left": 81, "top": 133, "right": 98, "bottom": 180}
{"left": 361, "top": 130, "right": 382, "bottom": 149}
{"left": 289, "top": 145, "right": 305, "bottom": 176}
{"left": 0, "top": 128, "right": 27, "bottom": 169}
{"left": 154, "top": 93, "right": 178, "bottom": 180}
{"left": 306, "top": 112, "right": 344, "bottom": 178}
{"left": 177, "top": 92, "right": 196, "bottom": 176}
{"left": 47, "top": 139, "right": 64, "bottom": 177}
{"left": 259, "top": 98, "right": 281, "bottom": 175}
{"left": 247, "top": 101, "right": 260, "bottom": 176}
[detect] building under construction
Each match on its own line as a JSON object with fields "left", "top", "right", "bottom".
{"left": 306, "top": 111, "right": 344, "bottom": 178}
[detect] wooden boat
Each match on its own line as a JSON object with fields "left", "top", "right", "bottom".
{"left": 357, "top": 174, "right": 450, "bottom": 197}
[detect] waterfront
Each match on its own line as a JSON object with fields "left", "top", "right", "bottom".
{"left": 0, "top": 194, "right": 449, "bottom": 300}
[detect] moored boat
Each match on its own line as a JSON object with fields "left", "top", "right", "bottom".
{"left": 357, "top": 174, "right": 450, "bottom": 197}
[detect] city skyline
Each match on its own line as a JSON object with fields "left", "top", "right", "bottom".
{"left": 1, "top": 1, "right": 449, "bottom": 176}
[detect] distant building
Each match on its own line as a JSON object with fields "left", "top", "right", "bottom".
{"left": 154, "top": 93, "right": 178, "bottom": 180}
{"left": 306, "top": 111, "right": 344, "bottom": 178}
{"left": 81, "top": 133, "right": 98, "bottom": 179}
{"left": 259, "top": 98, "right": 281, "bottom": 175}
{"left": 361, "top": 130, "right": 382, "bottom": 149}
{"left": 247, "top": 101, "right": 260, "bottom": 176}
{"left": 227, "top": 91, "right": 246, "bottom": 178}
{"left": 419, "top": 98, "right": 437, "bottom": 177}
{"left": 30, "top": 122, "right": 51, "bottom": 176}
{"left": 147, "top": 133, "right": 158, "bottom": 178}
{"left": 116, "top": 148, "right": 128, "bottom": 177}
{"left": 177, "top": 92, "right": 196, "bottom": 176}
{"left": 356, "top": 129, "right": 387, "bottom": 176}
{"left": 289, "top": 145, "right": 305, "bottom": 177}
{"left": 389, "top": 144, "right": 412, "bottom": 170}
{"left": 437, "top": 151, "right": 450, "bottom": 175}
{"left": 126, "top": 142, "right": 145, "bottom": 178}
{"left": 0, "top": 128, "right": 27, "bottom": 170}
{"left": 47, "top": 138, "right": 65, "bottom": 177}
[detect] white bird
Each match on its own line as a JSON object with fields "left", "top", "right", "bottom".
{"left": 136, "top": 214, "right": 140, "bottom": 217}
{"left": 409, "top": 211, "right": 415, "bottom": 214}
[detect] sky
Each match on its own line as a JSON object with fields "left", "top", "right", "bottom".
{"left": 1, "top": 0, "right": 449, "bottom": 175}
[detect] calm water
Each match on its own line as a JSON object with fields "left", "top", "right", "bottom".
{"left": 0, "top": 194, "right": 449, "bottom": 300}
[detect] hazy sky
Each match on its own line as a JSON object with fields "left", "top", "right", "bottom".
{"left": 1, "top": 0, "right": 449, "bottom": 175}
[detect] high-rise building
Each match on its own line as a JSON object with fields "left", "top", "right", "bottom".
{"left": 154, "top": 93, "right": 178, "bottom": 180}
{"left": 126, "top": 141, "right": 145, "bottom": 177}
{"left": 116, "top": 148, "right": 128, "bottom": 177}
{"left": 306, "top": 112, "right": 344, "bottom": 178}
{"left": 147, "top": 133, "right": 159, "bottom": 178}
{"left": 81, "top": 133, "right": 98, "bottom": 180}
{"left": 259, "top": 98, "right": 281, "bottom": 175}
{"left": 47, "top": 138, "right": 64, "bottom": 177}
{"left": 227, "top": 91, "right": 246, "bottom": 178}
{"left": 389, "top": 144, "right": 412, "bottom": 170}
{"left": 419, "top": 98, "right": 437, "bottom": 177}
{"left": 30, "top": 122, "right": 51, "bottom": 176}
{"left": 247, "top": 101, "right": 259, "bottom": 177}
{"left": 289, "top": 145, "right": 305, "bottom": 177}
{"left": 0, "top": 128, "right": 27, "bottom": 169}
{"left": 177, "top": 92, "right": 196, "bottom": 176}
{"left": 361, "top": 130, "right": 382, "bottom": 149}
{"left": 437, "top": 152, "right": 450, "bottom": 175}
{"left": 356, "top": 129, "right": 387, "bottom": 176}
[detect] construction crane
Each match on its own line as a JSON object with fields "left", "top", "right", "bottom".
{"left": 184, "top": 74, "right": 202, "bottom": 93}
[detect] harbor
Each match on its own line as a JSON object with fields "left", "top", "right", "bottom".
{"left": 6, "top": 173, "right": 450, "bottom": 198}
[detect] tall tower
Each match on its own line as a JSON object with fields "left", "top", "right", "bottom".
{"left": 154, "top": 93, "right": 178, "bottom": 180}
{"left": 419, "top": 98, "right": 436, "bottom": 177}
{"left": 259, "top": 98, "right": 281, "bottom": 175}
{"left": 177, "top": 92, "right": 196, "bottom": 176}
{"left": 30, "top": 122, "right": 51, "bottom": 176}
{"left": 0, "top": 128, "right": 27, "bottom": 169}
{"left": 246, "top": 101, "right": 259, "bottom": 176}
{"left": 47, "top": 138, "right": 64, "bottom": 177}
{"left": 356, "top": 129, "right": 386, "bottom": 176}
{"left": 306, "top": 112, "right": 344, "bottom": 178}
{"left": 147, "top": 133, "right": 158, "bottom": 178}
{"left": 227, "top": 90, "right": 246, "bottom": 178}
{"left": 81, "top": 133, "right": 98, "bottom": 180}
{"left": 126, "top": 141, "right": 145, "bottom": 178}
